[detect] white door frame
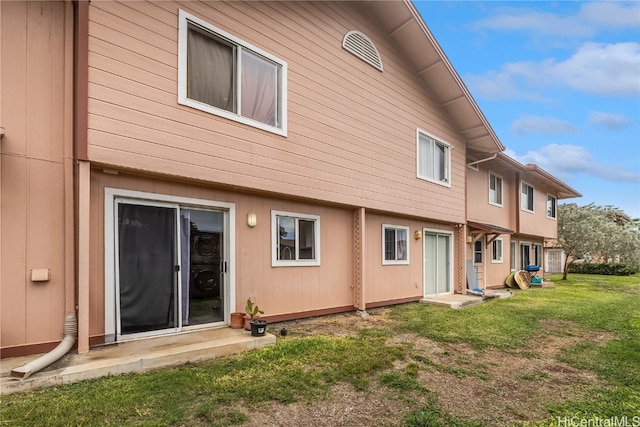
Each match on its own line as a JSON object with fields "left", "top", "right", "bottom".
{"left": 104, "top": 188, "right": 236, "bottom": 342}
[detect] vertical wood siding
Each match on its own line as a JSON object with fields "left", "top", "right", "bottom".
{"left": 86, "top": 1, "right": 467, "bottom": 224}
{"left": 1, "top": 1, "right": 73, "bottom": 350}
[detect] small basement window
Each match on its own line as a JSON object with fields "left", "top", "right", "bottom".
{"left": 342, "top": 30, "right": 383, "bottom": 71}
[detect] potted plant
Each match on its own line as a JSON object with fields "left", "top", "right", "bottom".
{"left": 230, "top": 312, "right": 245, "bottom": 329}
{"left": 245, "top": 298, "right": 267, "bottom": 336}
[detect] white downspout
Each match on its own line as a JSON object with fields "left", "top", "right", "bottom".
{"left": 466, "top": 153, "right": 498, "bottom": 167}
{"left": 10, "top": 313, "right": 77, "bottom": 380}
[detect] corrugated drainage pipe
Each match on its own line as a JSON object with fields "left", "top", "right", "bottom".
{"left": 11, "top": 313, "right": 77, "bottom": 380}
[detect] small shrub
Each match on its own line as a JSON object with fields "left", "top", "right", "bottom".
{"left": 567, "top": 263, "right": 639, "bottom": 276}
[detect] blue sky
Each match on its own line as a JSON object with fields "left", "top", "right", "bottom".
{"left": 414, "top": 1, "right": 640, "bottom": 219}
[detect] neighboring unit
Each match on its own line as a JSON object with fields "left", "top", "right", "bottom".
{"left": 466, "top": 153, "right": 581, "bottom": 290}
{"left": 0, "top": 0, "right": 579, "bottom": 360}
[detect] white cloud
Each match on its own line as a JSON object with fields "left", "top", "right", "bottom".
{"left": 505, "top": 144, "right": 640, "bottom": 183}
{"left": 588, "top": 111, "right": 632, "bottom": 130}
{"left": 578, "top": 2, "right": 640, "bottom": 29}
{"left": 464, "top": 71, "right": 550, "bottom": 102}
{"left": 549, "top": 42, "right": 640, "bottom": 97}
{"left": 512, "top": 115, "right": 580, "bottom": 135}
{"left": 473, "top": 2, "right": 640, "bottom": 37}
{"left": 468, "top": 42, "right": 640, "bottom": 99}
{"left": 472, "top": 8, "right": 595, "bottom": 37}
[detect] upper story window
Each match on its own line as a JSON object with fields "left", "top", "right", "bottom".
{"left": 547, "top": 194, "right": 557, "bottom": 219}
{"left": 382, "top": 225, "right": 409, "bottom": 265}
{"left": 521, "top": 181, "right": 534, "bottom": 212}
{"left": 491, "top": 239, "right": 503, "bottom": 263}
{"left": 178, "top": 10, "right": 287, "bottom": 136}
{"left": 417, "top": 130, "right": 451, "bottom": 187}
{"left": 271, "top": 211, "right": 320, "bottom": 266}
{"left": 489, "top": 172, "right": 503, "bottom": 207}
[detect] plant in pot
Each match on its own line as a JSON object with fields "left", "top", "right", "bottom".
{"left": 245, "top": 298, "right": 267, "bottom": 337}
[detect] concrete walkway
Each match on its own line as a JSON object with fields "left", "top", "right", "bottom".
{"left": 421, "top": 289, "right": 514, "bottom": 309}
{"left": 1, "top": 327, "right": 275, "bottom": 395}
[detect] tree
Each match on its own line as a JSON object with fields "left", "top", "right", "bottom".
{"left": 554, "top": 203, "right": 640, "bottom": 280}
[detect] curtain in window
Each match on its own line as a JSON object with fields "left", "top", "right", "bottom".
{"left": 418, "top": 134, "right": 445, "bottom": 181}
{"left": 118, "top": 204, "right": 175, "bottom": 334}
{"left": 435, "top": 143, "right": 445, "bottom": 181}
{"left": 187, "top": 28, "right": 234, "bottom": 112}
{"left": 241, "top": 50, "right": 278, "bottom": 126}
{"left": 418, "top": 135, "right": 431, "bottom": 178}
{"left": 490, "top": 175, "right": 502, "bottom": 204}
{"left": 396, "top": 229, "right": 407, "bottom": 261}
{"left": 384, "top": 229, "right": 395, "bottom": 260}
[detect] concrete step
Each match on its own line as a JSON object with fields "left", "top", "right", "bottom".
{"left": 1, "top": 327, "right": 275, "bottom": 395}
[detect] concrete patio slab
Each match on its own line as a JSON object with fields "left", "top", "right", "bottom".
{"left": 420, "top": 289, "right": 514, "bottom": 309}
{"left": 1, "top": 327, "right": 275, "bottom": 395}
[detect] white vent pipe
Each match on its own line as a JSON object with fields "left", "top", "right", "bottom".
{"left": 11, "top": 313, "right": 77, "bottom": 380}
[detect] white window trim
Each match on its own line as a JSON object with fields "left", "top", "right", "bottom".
{"left": 488, "top": 171, "right": 503, "bottom": 207}
{"left": 521, "top": 180, "right": 535, "bottom": 213}
{"left": 178, "top": 10, "right": 288, "bottom": 136}
{"left": 382, "top": 224, "right": 410, "bottom": 265}
{"left": 510, "top": 240, "right": 517, "bottom": 271}
{"left": 491, "top": 238, "right": 503, "bottom": 263}
{"left": 546, "top": 194, "right": 557, "bottom": 220}
{"left": 271, "top": 210, "right": 320, "bottom": 267}
{"left": 416, "top": 128, "right": 452, "bottom": 188}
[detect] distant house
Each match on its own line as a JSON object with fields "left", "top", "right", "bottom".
{"left": 0, "top": 0, "right": 579, "bottom": 359}
{"left": 466, "top": 153, "right": 581, "bottom": 289}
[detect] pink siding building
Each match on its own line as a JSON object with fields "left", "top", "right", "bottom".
{"left": 1, "top": 0, "right": 579, "bottom": 359}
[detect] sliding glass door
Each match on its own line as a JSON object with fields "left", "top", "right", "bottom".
{"left": 423, "top": 231, "right": 452, "bottom": 296}
{"left": 117, "top": 202, "right": 178, "bottom": 335}
{"left": 114, "top": 198, "right": 228, "bottom": 340}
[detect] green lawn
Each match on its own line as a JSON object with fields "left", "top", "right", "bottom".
{"left": 1, "top": 274, "right": 639, "bottom": 426}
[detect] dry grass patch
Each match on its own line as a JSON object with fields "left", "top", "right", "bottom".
{"left": 261, "top": 307, "right": 614, "bottom": 427}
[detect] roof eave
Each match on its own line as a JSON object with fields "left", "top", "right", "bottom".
{"left": 368, "top": 1, "right": 504, "bottom": 153}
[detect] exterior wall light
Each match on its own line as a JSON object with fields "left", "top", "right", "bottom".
{"left": 466, "top": 236, "right": 473, "bottom": 244}
{"left": 414, "top": 230, "right": 422, "bottom": 240}
{"left": 247, "top": 212, "right": 257, "bottom": 228}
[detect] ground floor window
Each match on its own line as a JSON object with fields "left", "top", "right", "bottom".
{"left": 272, "top": 210, "right": 320, "bottom": 266}
{"left": 382, "top": 224, "right": 409, "bottom": 265}
{"left": 491, "top": 239, "right": 503, "bottom": 263}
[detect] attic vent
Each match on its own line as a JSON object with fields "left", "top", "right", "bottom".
{"left": 342, "top": 30, "right": 383, "bottom": 71}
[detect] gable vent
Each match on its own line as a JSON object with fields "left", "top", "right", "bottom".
{"left": 342, "top": 30, "right": 383, "bottom": 71}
